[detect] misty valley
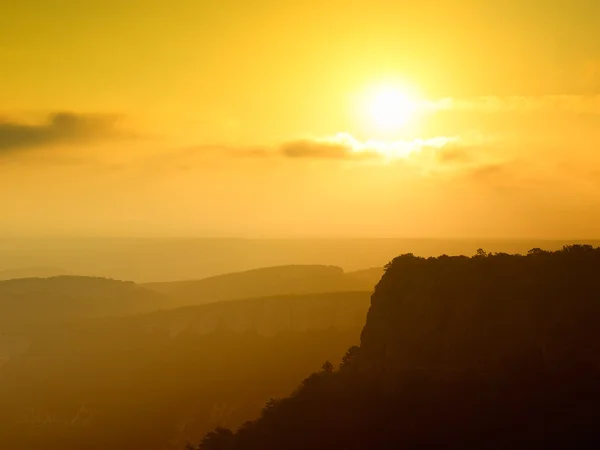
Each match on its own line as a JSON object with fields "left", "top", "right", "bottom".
{"left": 0, "top": 264, "right": 378, "bottom": 449}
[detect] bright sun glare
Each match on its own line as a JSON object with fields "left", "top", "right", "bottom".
{"left": 367, "top": 86, "right": 419, "bottom": 131}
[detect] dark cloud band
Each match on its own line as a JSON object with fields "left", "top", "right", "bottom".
{"left": 0, "top": 112, "right": 125, "bottom": 153}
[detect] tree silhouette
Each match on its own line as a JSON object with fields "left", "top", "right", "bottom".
{"left": 320, "top": 360, "right": 334, "bottom": 374}
{"left": 475, "top": 248, "right": 488, "bottom": 258}
{"left": 196, "top": 427, "right": 233, "bottom": 450}
{"left": 340, "top": 346, "right": 360, "bottom": 371}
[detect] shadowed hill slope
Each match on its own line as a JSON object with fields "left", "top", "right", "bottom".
{"left": 132, "top": 291, "right": 371, "bottom": 336}
{"left": 193, "top": 246, "right": 600, "bottom": 450}
{"left": 0, "top": 276, "right": 169, "bottom": 369}
{"left": 0, "top": 291, "right": 371, "bottom": 450}
{"left": 0, "top": 276, "right": 166, "bottom": 332}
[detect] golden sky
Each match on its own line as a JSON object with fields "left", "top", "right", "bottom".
{"left": 1, "top": 0, "right": 600, "bottom": 238}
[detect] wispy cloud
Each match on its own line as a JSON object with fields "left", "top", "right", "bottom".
{"left": 278, "top": 133, "right": 456, "bottom": 160}
{"left": 0, "top": 112, "right": 130, "bottom": 153}
{"left": 421, "top": 95, "right": 600, "bottom": 114}
{"left": 280, "top": 137, "right": 376, "bottom": 160}
{"left": 435, "top": 148, "right": 473, "bottom": 164}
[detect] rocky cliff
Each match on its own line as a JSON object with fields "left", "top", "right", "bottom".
{"left": 359, "top": 248, "right": 600, "bottom": 383}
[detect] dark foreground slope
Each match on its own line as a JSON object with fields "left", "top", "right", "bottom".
{"left": 193, "top": 246, "right": 600, "bottom": 450}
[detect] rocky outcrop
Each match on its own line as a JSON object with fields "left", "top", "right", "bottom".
{"left": 359, "top": 247, "right": 600, "bottom": 383}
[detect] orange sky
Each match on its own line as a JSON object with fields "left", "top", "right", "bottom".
{"left": 1, "top": 0, "right": 599, "bottom": 238}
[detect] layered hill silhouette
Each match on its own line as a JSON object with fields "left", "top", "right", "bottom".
{"left": 0, "top": 265, "right": 378, "bottom": 334}
{"left": 0, "top": 268, "right": 375, "bottom": 450}
{"left": 191, "top": 246, "right": 600, "bottom": 450}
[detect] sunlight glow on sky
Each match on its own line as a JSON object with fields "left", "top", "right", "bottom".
{"left": 1, "top": 0, "right": 600, "bottom": 238}
{"left": 365, "top": 84, "right": 422, "bottom": 133}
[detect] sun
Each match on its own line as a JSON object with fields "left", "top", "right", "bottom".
{"left": 367, "top": 85, "right": 419, "bottom": 132}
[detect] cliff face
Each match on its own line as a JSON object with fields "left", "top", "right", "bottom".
{"left": 359, "top": 248, "right": 600, "bottom": 381}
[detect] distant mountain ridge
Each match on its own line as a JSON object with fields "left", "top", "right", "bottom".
{"left": 0, "top": 266, "right": 73, "bottom": 280}
{"left": 3, "top": 237, "right": 598, "bottom": 282}
{"left": 143, "top": 265, "right": 381, "bottom": 306}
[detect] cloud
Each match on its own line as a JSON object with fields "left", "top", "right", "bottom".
{"left": 461, "top": 159, "right": 557, "bottom": 196}
{"left": 469, "top": 163, "right": 508, "bottom": 181}
{"left": 421, "top": 95, "right": 600, "bottom": 115}
{"left": 280, "top": 139, "right": 363, "bottom": 159}
{"left": 0, "top": 112, "right": 128, "bottom": 153}
{"left": 436, "top": 147, "right": 473, "bottom": 164}
{"left": 278, "top": 133, "right": 456, "bottom": 160}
